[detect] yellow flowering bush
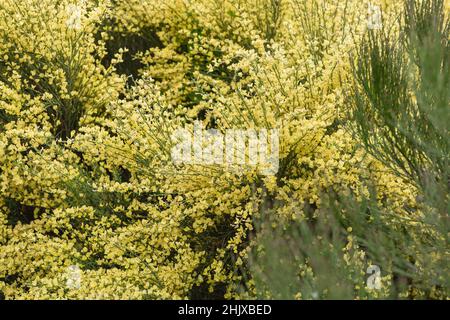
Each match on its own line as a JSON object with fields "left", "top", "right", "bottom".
{"left": 0, "top": 0, "right": 448, "bottom": 299}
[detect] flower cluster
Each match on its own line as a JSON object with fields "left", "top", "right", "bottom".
{"left": 0, "top": 0, "right": 447, "bottom": 299}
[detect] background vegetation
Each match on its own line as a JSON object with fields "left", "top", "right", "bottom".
{"left": 0, "top": 0, "right": 448, "bottom": 299}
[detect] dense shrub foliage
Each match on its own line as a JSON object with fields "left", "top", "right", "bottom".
{"left": 0, "top": 0, "right": 448, "bottom": 299}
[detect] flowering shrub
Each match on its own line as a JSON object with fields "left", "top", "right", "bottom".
{"left": 0, "top": 0, "right": 448, "bottom": 299}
